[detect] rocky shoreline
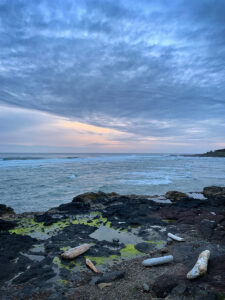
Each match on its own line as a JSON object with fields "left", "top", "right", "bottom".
{"left": 0, "top": 186, "right": 225, "bottom": 300}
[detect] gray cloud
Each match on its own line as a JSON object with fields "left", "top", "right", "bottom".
{"left": 0, "top": 0, "right": 225, "bottom": 144}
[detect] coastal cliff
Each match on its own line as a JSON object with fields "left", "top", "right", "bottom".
{"left": 200, "top": 148, "right": 225, "bottom": 157}
{"left": 0, "top": 188, "right": 225, "bottom": 299}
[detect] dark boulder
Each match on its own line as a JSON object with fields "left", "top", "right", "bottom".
{"left": 0, "top": 204, "right": 15, "bottom": 216}
{"left": 0, "top": 219, "right": 17, "bottom": 230}
{"left": 34, "top": 213, "right": 61, "bottom": 226}
{"left": 72, "top": 191, "right": 119, "bottom": 206}
{"left": 135, "top": 242, "right": 157, "bottom": 253}
{"left": 57, "top": 201, "right": 90, "bottom": 214}
{"left": 203, "top": 186, "right": 225, "bottom": 206}
{"left": 165, "top": 191, "right": 188, "bottom": 202}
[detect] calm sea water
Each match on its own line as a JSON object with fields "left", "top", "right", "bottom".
{"left": 0, "top": 153, "right": 225, "bottom": 213}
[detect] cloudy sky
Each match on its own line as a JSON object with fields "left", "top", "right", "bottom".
{"left": 0, "top": 0, "right": 225, "bottom": 153}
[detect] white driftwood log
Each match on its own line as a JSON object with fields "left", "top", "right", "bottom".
{"left": 86, "top": 258, "right": 98, "bottom": 273}
{"left": 61, "top": 244, "right": 91, "bottom": 260}
{"left": 142, "top": 255, "right": 173, "bottom": 267}
{"left": 187, "top": 250, "right": 210, "bottom": 279}
{"left": 168, "top": 232, "right": 184, "bottom": 242}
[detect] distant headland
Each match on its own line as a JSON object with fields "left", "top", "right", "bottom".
{"left": 186, "top": 148, "right": 225, "bottom": 157}
{"left": 199, "top": 148, "right": 225, "bottom": 157}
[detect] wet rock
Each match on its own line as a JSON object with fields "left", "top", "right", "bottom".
{"left": 72, "top": 191, "right": 119, "bottom": 206}
{"left": 203, "top": 186, "right": 225, "bottom": 198}
{"left": 13, "top": 263, "right": 55, "bottom": 284}
{"left": 34, "top": 213, "right": 61, "bottom": 226}
{"left": 0, "top": 219, "right": 16, "bottom": 230}
{"left": 152, "top": 274, "right": 179, "bottom": 298}
{"left": 0, "top": 232, "right": 36, "bottom": 284}
{"left": 0, "top": 204, "right": 15, "bottom": 216}
{"left": 113, "top": 238, "right": 119, "bottom": 243}
{"left": 94, "top": 270, "right": 125, "bottom": 284}
{"left": 57, "top": 201, "right": 90, "bottom": 214}
{"left": 135, "top": 242, "right": 158, "bottom": 253}
{"left": 203, "top": 186, "right": 225, "bottom": 206}
{"left": 165, "top": 191, "right": 188, "bottom": 202}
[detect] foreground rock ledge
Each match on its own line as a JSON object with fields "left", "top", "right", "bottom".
{"left": 0, "top": 186, "right": 225, "bottom": 300}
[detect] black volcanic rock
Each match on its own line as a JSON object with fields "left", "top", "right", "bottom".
{"left": 203, "top": 186, "right": 225, "bottom": 206}
{"left": 0, "top": 232, "right": 36, "bottom": 284}
{"left": 165, "top": 191, "right": 188, "bottom": 202}
{"left": 57, "top": 201, "right": 90, "bottom": 213}
{"left": 0, "top": 219, "right": 16, "bottom": 230}
{"left": 0, "top": 204, "right": 15, "bottom": 216}
{"left": 34, "top": 213, "right": 61, "bottom": 226}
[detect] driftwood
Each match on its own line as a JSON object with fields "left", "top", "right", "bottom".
{"left": 187, "top": 250, "right": 210, "bottom": 279}
{"left": 86, "top": 258, "right": 98, "bottom": 273}
{"left": 61, "top": 244, "right": 91, "bottom": 260}
{"left": 142, "top": 255, "right": 173, "bottom": 267}
{"left": 168, "top": 232, "right": 184, "bottom": 242}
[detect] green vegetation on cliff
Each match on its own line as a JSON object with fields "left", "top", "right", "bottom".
{"left": 200, "top": 148, "right": 225, "bottom": 157}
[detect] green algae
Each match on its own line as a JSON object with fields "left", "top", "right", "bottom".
{"left": 71, "top": 212, "right": 111, "bottom": 228}
{"left": 145, "top": 240, "right": 163, "bottom": 245}
{"left": 9, "top": 212, "right": 112, "bottom": 239}
{"left": 9, "top": 217, "right": 46, "bottom": 236}
{"left": 60, "top": 246, "right": 71, "bottom": 252}
{"left": 58, "top": 279, "right": 69, "bottom": 286}
{"left": 53, "top": 256, "right": 82, "bottom": 271}
{"left": 120, "top": 244, "right": 142, "bottom": 258}
{"left": 85, "top": 254, "right": 118, "bottom": 265}
{"left": 162, "top": 219, "right": 177, "bottom": 224}
{"left": 85, "top": 244, "right": 143, "bottom": 266}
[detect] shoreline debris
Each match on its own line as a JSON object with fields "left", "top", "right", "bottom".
{"left": 168, "top": 232, "right": 184, "bottom": 242}
{"left": 61, "top": 243, "right": 91, "bottom": 260}
{"left": 187, "top": 250, "right": 210, "bottom": 279}
{"left": 142, "top": 255, "right": 174, "bottom": 267}
{"left": 86, "top": 258, "right": 98, "bottom": 273}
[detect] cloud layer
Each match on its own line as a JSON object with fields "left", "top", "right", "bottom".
{"left": 0, "top": 0, "right": 225, "bottom": 151}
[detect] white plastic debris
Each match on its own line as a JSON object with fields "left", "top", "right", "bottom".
{"left": 168, "top": 232, "right": 184, "bottom": 242}
{"left": 142, "top": 255, "right": 174, "bottom": 267}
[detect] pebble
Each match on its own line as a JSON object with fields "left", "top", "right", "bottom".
{"left": 143, "top": 283, "right": 150, "bottom": 293}
{"left": 160, "top": 247, "right": 168, "bottom": 254}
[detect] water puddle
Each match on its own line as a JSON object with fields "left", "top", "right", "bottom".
{"left": 29, "top": 243, "right": 45, "bottom": 253}
{"left": 21, "top": 253, "right": 45, "bottom": 262}
{"left": 90, "top": 225, "right": 144, "bottom": 244}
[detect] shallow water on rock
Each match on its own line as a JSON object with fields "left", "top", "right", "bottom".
{"left": 90, "top": 225, "right": 144, "bottom": 244}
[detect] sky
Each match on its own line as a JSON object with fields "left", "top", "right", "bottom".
{"left": 0, "top": 0, "right": 225, "bottom": 153}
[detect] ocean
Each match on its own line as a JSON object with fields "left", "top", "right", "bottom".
{"left": 0, "top": 153, "right": 225, "bottom": 213}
